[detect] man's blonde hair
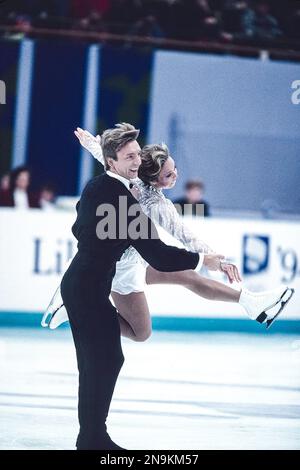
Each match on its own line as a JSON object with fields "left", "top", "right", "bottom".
{"left": 101, "top": 123, "right": 140, "bottom": 170}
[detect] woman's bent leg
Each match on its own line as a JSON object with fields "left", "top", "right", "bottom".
{"left": 111, "top": 291, "right": 152, "bottom": 342}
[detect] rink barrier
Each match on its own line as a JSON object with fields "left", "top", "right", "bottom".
{"left": 0, "top": 312, "right": 299, "bottom": 334}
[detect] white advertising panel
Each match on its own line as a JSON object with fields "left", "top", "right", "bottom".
{"left": 0, "top": 209, "right": 298, "bottom": 320}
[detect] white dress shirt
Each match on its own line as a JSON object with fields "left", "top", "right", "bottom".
{"left": 106, "top": 170, "right": 133, "bottom": 190}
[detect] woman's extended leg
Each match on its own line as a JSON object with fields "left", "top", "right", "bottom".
{"left": 145, "top": 266, "right": 292, "bottom": 325}
{"left": 145, "top": 266, "right": 241, "bottom": 302}
{"left": 46, "top": 267, "right": 291, "bottom": 334}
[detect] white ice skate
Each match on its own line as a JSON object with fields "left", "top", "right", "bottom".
{"left": 239, "top": 286, "right": 295, "bottom": 329}
{"left": 48, "top": 305, "right": 69, "bottom": 329}
{"left": 41, "top": 285, "right": 67, "bottom": 329}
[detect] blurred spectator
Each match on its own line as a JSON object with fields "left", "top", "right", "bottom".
{"left": 199, "top": 0, "right": 223, "bottom": 39}
{"left": 242, "top": 1, "right": 282, "bottom": 41}
{"left": 222, "top": 0, "right": 283, "bottom": 43}
{"left": 39, "top": 183, "right": 57, "bottom": 211}
{"left": 71, "top": 0, "right": 109, "bottom": 32}
{"left": 129, "top": 14, "right": 165, "bottom": 39}
{"left": 220, "top": 1, "right": 249, "bottom": 42}
{"left": 0, "top": 166, "right": 40, "bottom": 209}
{"left": 173, "top": 179, "right": 210, "bottom": 217}
{"left": 133, "top": 0, "right": 171, "bottom": 38}
{"left": 0, "top": 173, "right": 10, "bottom": 191}
{"left": 75, "top": 9, "right": 105, "bottom": 32}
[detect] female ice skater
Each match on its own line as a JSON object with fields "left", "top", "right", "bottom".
{"left": 42, "top": 129, "right": 294, "bottom": 337}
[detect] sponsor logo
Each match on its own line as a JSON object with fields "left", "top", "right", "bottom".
{"left": 243, "top": 234, "right": 270, "bottom": 275}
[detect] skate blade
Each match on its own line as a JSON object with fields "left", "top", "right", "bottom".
{"left": 40, "top": 286, "right": 63, "bottom": 328}
{"left": 41, "top": 304, "right": 64, "bottom": 328}
{"left": 256, "top": 287, "right": 291, "bottom": 324}
{"left": 266, "top": 288, "right": 295, "bottom": 329}
{"left": 48, "top": 305, "right": 68, "bottom": 330}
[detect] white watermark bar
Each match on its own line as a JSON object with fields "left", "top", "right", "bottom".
{"left": 0, "top": 79, "right": 6, "bottom": 104}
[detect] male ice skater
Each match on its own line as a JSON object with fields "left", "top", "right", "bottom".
{"left": 61, "top": 123, "right": 225, "bottom": 450}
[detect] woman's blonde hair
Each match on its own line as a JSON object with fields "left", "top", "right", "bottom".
{"left": 138, "top": 143, "right": 170, "bottom": 185}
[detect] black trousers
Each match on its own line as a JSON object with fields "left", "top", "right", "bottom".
{"left": 61, "top": 254, "right": 125, "bottom": 450}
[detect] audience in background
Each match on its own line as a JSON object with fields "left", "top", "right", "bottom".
{"left": 222, "top": 0, "right": 282, "bottom": 43}
{"left": 0, "top": 169, "right": 59, "bottom": 211}
{"left": 245, "top": 1, "right": 282, "bottom": 40}
{"left": 0, "top": 172, "right": 10, "bottom": 191}
{"left": 1, "top": 170, "right": 212, "bottom": 215}
{"left": 173, "top": 179, "right": 210, "bottom": 217}
{"left": 0, "top": 169, "right": 212, "bottom": 215}
{"left": 0, "top": 166, "right": 40, "bottom": 209}
{"left": 0, "top": 1, "right": 299, "bottom": 49}
{"left": 128, "top": 13, "right": 165, "bottom": 40}
{"left": 39, "top": 183, "right": 57, "bottom": 211}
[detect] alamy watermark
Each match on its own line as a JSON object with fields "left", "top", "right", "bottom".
{"left": 0, "top": 80, "right": 6, "bottom": 104}
{"left": 95, "top": 196, "right": 159, "bottom": 240}
{"left": 291, "top": 80, "right": 300, "bottom": 105}
{"left": 94, "top": 195, "right": 205, "bottom": 241}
